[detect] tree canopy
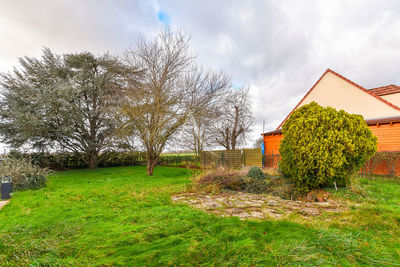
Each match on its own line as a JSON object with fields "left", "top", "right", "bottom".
{"left": 120, "top": 30, "right": 230, "bottom": 175}
{"left": 0, "top": 29, "right": 255, "bottom": 173}
{"left": 0, "top": 48, "right": 128, "bottom": 168}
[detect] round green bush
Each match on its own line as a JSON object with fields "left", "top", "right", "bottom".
{"left": 279, "top": 102, "right": 377, "bottom": 192}
{"left": 247, "top": 167, "right": 265, "bottom": 180}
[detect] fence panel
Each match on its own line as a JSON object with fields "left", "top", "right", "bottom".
{"left": 262, "top": 150, "right": 400, "bottom": 176}
{"left": 243, "top": 148, "right": 262, "bottom": 167}
{"left": 200, "top": 148, "right": 262, "bottom": 169}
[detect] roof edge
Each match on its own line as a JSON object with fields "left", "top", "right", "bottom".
{"left": 365, "top": 116, "right": 400, "bottom": 125}
{"left": 263, "top": 116, "right": 400, "bottom": 136}
{"left": 275, "top": 69, "right": 400, "bottom": 130}
{"left": 262, "top": 129, "right": 282, "bottom": 136}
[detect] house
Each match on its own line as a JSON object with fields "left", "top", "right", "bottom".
{"left": 263, "top": 68, "right": 400, "bottom": 174}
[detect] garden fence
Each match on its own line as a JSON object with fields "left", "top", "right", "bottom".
{"left": 263, "top": 151, "right": 281, "bottom": 169}
{"left": 200, "top": 148, "right": 262, "bottom": 169}
{"left": 263, "top": 150, "right": 400, "bottom": 176}
{"left": 361, "top": 151, "right": 400, "bottom": 176}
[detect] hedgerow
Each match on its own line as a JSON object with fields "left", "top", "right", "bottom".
{"left": 8, "top": 151, "right": 199, "bottom": 170}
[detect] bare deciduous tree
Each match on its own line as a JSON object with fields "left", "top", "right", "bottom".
{"left": 253, "top": 137, "right": 264, "bottom": 148}
{"left": 181, "top": 112, "right": 215, "bottom": 155}
{"left": 180, "top": 71, "right": 230, "bottom": 155}
{"left": 213, "top": 87, "right": 255, "bottom": 150}
{"left": 120, "top": 30, "right": 225, "bottom": 175}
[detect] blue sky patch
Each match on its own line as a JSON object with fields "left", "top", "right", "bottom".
{"left": 157, "top": 10, "right": 170, "bottom": 25}
{"left": 232, "top": 82, "right": 243, "bottom": 90}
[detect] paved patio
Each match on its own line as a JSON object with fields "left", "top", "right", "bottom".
{"left": 172, "top": 192, "right": 348, "bottom": 220}
{"left": 0, "top": 200, "right": 9, "bottom": 210}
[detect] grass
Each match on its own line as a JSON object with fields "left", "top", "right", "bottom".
{"left": 0, "top": 166, "right": 400, "bottom": 265}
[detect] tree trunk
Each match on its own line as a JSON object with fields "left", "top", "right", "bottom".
{"left": 88, "top": 153, "right": 98, "bottom": 169}
{"left": 146, "top": 153, "right": 158, "bottom": 175}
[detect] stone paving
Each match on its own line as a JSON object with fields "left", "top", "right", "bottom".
{"left": 172, "top": 192, "right": 347, "bottom": 220}
{"left": 0, "top": 200, "right": 9, "bottom": 210}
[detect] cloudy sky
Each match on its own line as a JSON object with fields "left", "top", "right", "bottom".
{"left": 1, "top": 0, "right": 400, "bottom": 147}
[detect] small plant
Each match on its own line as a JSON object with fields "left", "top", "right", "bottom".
{"left": 347, "top": 176, "right": 368, "bottom": 197}
{"left": 266, "top": 175, "right": 297, "bottom": 199}
{"left": 0, "top": 157, "right": 51, "bottom": 191}
{"left": 242, "top": 177, "right": 268, "bottom": 194}
{"left": 192, "top": 169, "right": 243, "bottom": 193}
{"left": 247, "top": 167, "right": 265, "bottom": 180}
{"left": 241, "top": 167, "right": 268, "bottom": 193}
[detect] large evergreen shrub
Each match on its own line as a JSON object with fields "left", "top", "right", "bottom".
{"left": 279, "top": 102, "right": 377, "bottom": 191}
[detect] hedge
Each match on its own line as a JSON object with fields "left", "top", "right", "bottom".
{"left": 158, "top": 154, "right": 199, "bottom": 166}
{"left": 8, "top": 151, "right": 199, "bottom": 170}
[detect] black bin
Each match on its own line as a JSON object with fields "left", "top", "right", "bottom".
{"left": 1, "top": 176, "right": 11, "bottom": 200}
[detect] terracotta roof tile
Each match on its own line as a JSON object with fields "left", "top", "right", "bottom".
{"left": 368, "top": 85, "right": 400, "bottom": 96}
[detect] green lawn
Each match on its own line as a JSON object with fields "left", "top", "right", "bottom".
{"left": 0, "top": 166, "right": 400, "bottom": 265}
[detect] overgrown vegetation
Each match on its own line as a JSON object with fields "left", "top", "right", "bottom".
{"left": 0, "top": 166, "right": 400, "bottom": 265}
{"left": 191, "top": 167, "right": 293, "bottom": 196}
{"left": 0, "top": 157, "right": 50, "bottom": 191}
{"left": 280, "top": 102, "right": 377, "bottom": 192}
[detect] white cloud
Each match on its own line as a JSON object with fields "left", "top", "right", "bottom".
{"left": 1, "top": 0, "right": 400, "bottom": 148}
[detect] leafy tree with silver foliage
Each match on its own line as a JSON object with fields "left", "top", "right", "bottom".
{"left": 0, "top": 48, "right": 128, "bottom": 168}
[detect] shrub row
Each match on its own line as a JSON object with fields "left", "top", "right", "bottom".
{"left": 8, "top": 151, "right": 200, "bottom": 170}
{"left": 158, "top": 154, "right": 200, "bottom": 166}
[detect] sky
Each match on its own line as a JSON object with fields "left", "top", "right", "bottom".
{"left": 1, "top": 0, "right": 400, "bottom": 149}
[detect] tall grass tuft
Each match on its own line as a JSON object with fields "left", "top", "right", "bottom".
{"left": 0, "top": 157, "right": 51, "bottom": 191}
